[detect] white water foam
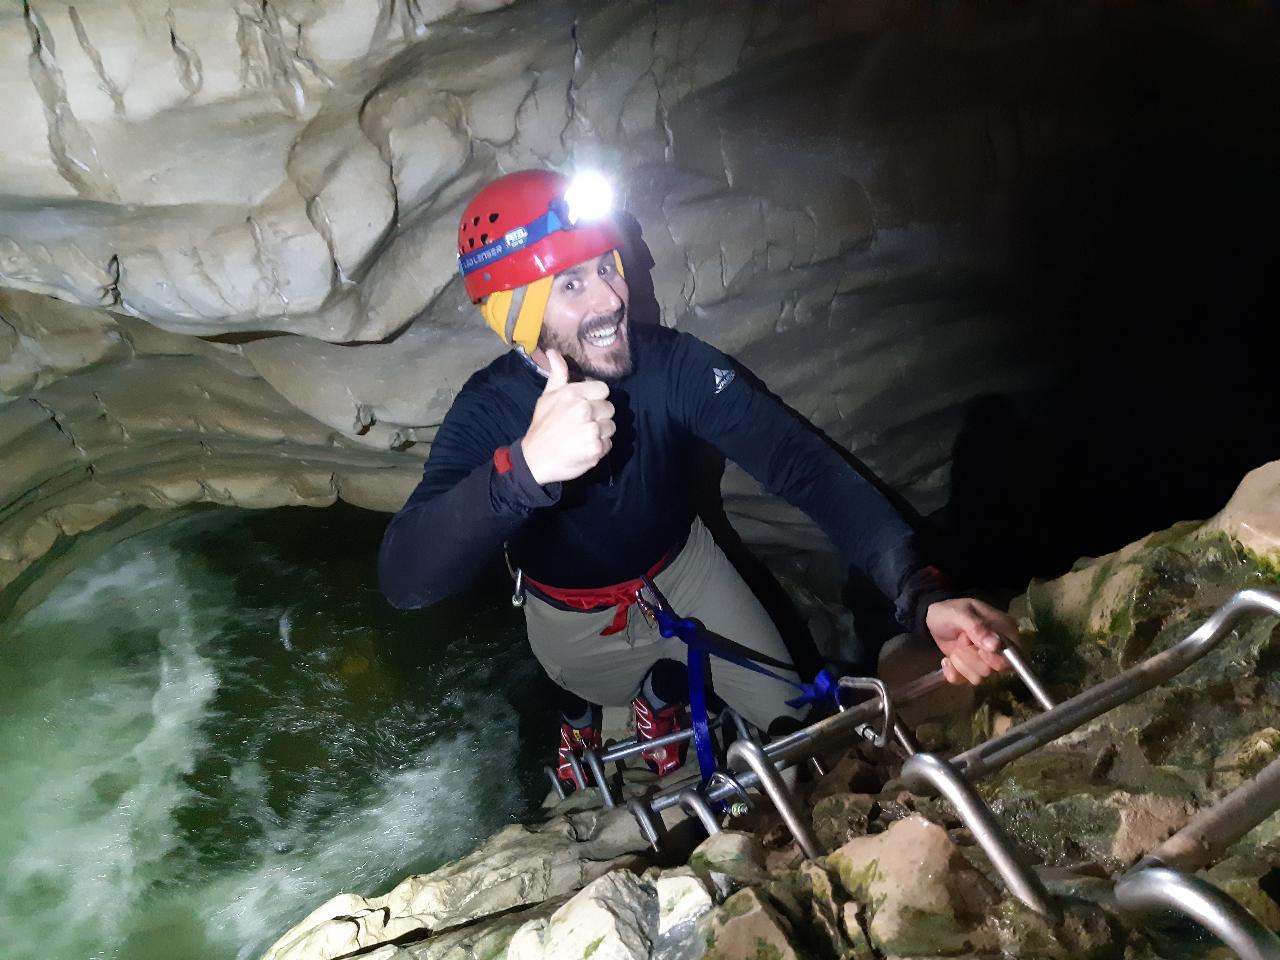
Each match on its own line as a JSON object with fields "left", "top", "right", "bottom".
{"left": 1, "top": 547, "right": 220, "bottom": 960}
{"left": 0, "top": 518, "right": 524, "bottom": 960}
{"left": 201, "top": 704, "right": 520, "bottom": 960}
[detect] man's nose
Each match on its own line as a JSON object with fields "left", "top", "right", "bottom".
{"left": 585, "top": 272, "right": 624, "bottom": 315}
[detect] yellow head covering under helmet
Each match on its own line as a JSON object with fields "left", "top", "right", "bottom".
{"left": 479, "top": 250, "right": 625, "bottom": 354}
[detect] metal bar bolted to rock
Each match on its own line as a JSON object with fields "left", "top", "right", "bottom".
{"left": 603, "top": 587, "right": 1280, "bottom": 958}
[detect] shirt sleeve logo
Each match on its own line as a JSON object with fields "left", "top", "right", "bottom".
{"left": 712, "top": 367, "right": 736, "bottom": 395}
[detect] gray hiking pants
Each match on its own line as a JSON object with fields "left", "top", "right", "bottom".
{"left": 522, "top": 518, "right": 807, "bottom": 731}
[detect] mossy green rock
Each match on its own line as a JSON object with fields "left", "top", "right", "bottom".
{"left": 990, "top": 897, "right": 1120, "bottom": 960}
{"left": 703, "top": 887, "right": 799, "bottom": 960}
{"left": 795, "top": 861, "right": 852, "bottom": 958}
{"left": 959, "top": 472, "right": 1280, "bottom": 875}
{"left": 689, "top": 830, "right": 769, "bottom": 888}
{"left": 826, "top": 814, "right": 995, "bottom": 956}
{"left": 1205, "top": 851, "right": 1280, "bottom": 931}
{"left": 811, "top": 792, "right": 875, "bottom": 853}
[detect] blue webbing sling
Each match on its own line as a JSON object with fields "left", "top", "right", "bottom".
{"left": 648, "top": 605, "right": 841, "bottom": 782}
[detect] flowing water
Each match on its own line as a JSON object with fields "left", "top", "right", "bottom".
{"left": 0, "top": 504, "right": 559, "bottom": 960}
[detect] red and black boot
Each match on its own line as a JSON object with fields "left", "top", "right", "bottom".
{"left": 631, "top": 695, "right": 689, "bottom": 777}
{"left": 556, "top": 721, "right": 601, "bottom": 794}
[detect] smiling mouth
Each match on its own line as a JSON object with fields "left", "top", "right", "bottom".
{"left": 581, "top": 319, "right": 621, "bottom": 349}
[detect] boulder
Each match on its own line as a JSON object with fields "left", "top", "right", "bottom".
{"left": 507, "top": 870, "right": 656, "bottom": 960}
{"left": 809, "top": 753, "right": 882, "bottom": 802}
{"left": 653, "top": 868, "right": 715, "bottom": 954}
{"left": 703, "top": 887, "right": 799, "bottom": 960}
{"left": 1108, "top": 792, "right": 1194, "bottom": 866}
{"left": 796, "top": 860, "right": 867, "bottom": 959}
{"left": 688, "top": 830, "right": 769, "bottom": 890}
{"left": 260, "top": 807, "right": 650, "bottom": 960}
{"left": 1201, "top": 460, "right": 1280, "bottom": 568}
{"left": 826, "top": 814, "right": 996, "bottom": 956}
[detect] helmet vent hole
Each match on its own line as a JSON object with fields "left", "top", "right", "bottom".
{"left": 480, "top": 233, "right": 489, "bottom": 244}
{"left": 488, "top": 212, "right": 499, "bottom": 223}
{"left": 468, "top": 237, "right": 475, "bottom": 248}
{"left": 472, "top": 216, "right": 480, "bottom": 227}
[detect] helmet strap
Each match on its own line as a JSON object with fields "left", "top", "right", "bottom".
{"left": 480, "top": 288, "right": 515, "bottom": 342}
{"left": 511, "top": 275, "right": 553, "bottom": 353}
{"left": 480, "top": 276, "right": 554, "bottom": 353}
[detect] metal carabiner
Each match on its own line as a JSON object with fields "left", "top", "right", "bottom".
{"left": 511, "top": 568, "right": 525, "bottom": 608}
{"left": 836, "top": 676, "right": 893, "bottom": 749}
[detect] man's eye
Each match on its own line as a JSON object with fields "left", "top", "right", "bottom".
{"left": 599, "top": 262, "right": 613, "bottom": 276}
{"left": 563, "top": 279, "right": 579, "bottom": 292}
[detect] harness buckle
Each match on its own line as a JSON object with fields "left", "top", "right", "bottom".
{"left": 635, "top": 588, "right": 657, "bottom": 626}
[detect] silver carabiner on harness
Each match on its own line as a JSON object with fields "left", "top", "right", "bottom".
{"left": 511, "top": 568, "right": 525, "bottom": 608}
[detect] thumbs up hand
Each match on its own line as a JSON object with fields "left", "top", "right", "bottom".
{"left": 521, "top": 349, "right": 616, "bottom": 485}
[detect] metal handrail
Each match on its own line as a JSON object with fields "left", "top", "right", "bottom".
{"left": 627, "top": 797, "right": 661, "bottom": 852}
{"left": 582, "top": 748, "right": 612, "bottom": 807}
{"left": 729, "top": 709, "right": 755, "bottom": 744}
{"left": 1145, "top": 756, "right": 1280, "bottom": 874}
{"left": 1000, "top": 641, "right": 1056, "bottom": 711}
{"left": 900, "top": 752, "right": 1056, "bottom": 918}
{"left": 583, "top": 712, "right": 736, "bottom": 809}
{"left": 678, "top": 789, "right": 722, "bottom": 836}
{"left": 726, "top": 740, "right": 819, "bottom": 859}
{"left": 543, "top": 765, "right": 567, "bottom": 801}
{"left": 596, "top": 712, "right": 730, "bottom": 765}
{"left": 893, "top": 717, "right": 919, "bottom": 755}
{"left": 648, "top": 669, "right": 950, "bottom": 815}
{"left": 1114, "top": 866, "right": 1280, "bottom": 960}
{"left": 706, "top": 770, "right": 752, "bottom": 814}
{"left": 950, "top": 589, "right": 1280, "bottom": 782}
{"left": 565, "top": 751, "right": 588, "bottom": 791}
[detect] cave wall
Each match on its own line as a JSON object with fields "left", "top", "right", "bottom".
{"left": 2, "top": 0, "right": 1279, "bottom": 612}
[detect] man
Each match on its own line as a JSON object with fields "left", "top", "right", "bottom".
{"left": 379, "top": 169, "right": 1012, "bottom": 790}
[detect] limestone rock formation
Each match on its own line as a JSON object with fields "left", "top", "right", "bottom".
{"left": 22, "top": 0, "right": 1279, "bottom": 610}
{"left": 506, "top": 870, "right": 656, "bottom": 960}
{"left": 262, "top": 804, "right": 651, "bottom": 960}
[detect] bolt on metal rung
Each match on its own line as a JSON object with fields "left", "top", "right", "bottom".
{"left": 727, "top": 739, "right": 819, "bottom": 859}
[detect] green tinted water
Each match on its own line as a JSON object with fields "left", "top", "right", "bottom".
{"left": 0, "top": 504, "right": 558, "bottom": 960}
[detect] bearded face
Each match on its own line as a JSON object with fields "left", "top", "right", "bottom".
{"left": 536, "top": 252, "right": 633, "bottom": 382}
{"left": 538, "top": 301, "right": 632, "bottom": 382}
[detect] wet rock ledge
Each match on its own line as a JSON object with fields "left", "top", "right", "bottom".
{"left": 261, "top": 461, "right": 1280, "bottom": 960}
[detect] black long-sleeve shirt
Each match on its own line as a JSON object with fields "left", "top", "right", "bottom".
{"left": 379, "top": 324, "right": 951, "bottom": 633}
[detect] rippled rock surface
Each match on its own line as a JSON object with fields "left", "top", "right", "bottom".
{"left": 7, "top": 0, "right": 1278, "bottom": 619}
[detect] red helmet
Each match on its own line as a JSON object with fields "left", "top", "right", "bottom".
{"left": 457, "top": 170, "right": 624, "bottom": 303}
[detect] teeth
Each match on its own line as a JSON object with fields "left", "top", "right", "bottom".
{"left": 583, "top": 323, "right": 618, "bottom": 347}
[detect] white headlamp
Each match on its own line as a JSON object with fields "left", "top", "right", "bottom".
{"left": 563, "top": 170, "right": 614, "bottom": 225}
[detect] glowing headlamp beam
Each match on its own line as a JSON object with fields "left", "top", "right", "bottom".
{"left": 563, "top": 171, "right": 614, "bottom": 225}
